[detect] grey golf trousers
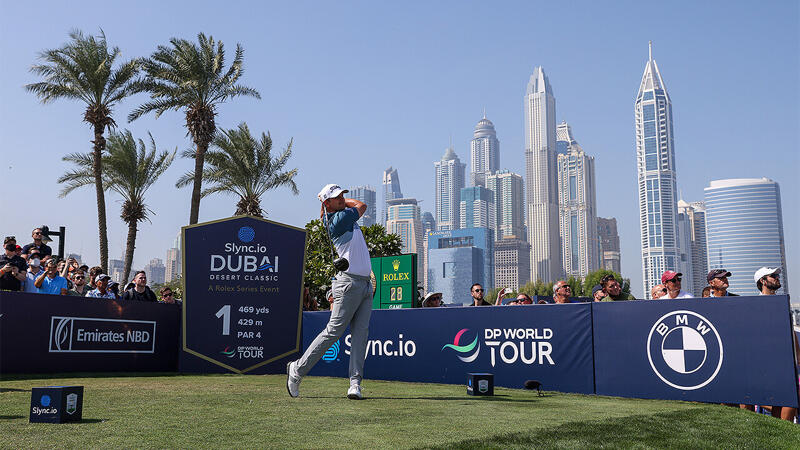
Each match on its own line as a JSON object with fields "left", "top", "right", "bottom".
{"left": 294, "top": 272, "right": 373, "bottom": 385}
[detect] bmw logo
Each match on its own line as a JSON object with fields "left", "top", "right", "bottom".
{"left": 647, "top": 310, "right": 723, "bottom": 390}
{"left": 237, "top": 226, "right": 255, "bottom": 243}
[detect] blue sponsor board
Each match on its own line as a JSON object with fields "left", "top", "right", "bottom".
{"left": 593, "top": 296, "right": 799, "bottom": 407}
{"left": 181, "top": 216, "right": 306, "bottom": 374}
{"left": 303, "top": 304, "right": 595, "bottom": 393}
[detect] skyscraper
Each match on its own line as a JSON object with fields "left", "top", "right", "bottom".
{"left": 597, "top": 217, "right": 621, "bottom": 274}
{"left": 704, "top": 178, "right": 789, "bottom": 296}
{"left": 381, "top": 167, "right": 403, "bottom": 226}
{"left": 143, "top": 258, "right": 166, "bottom": 285}
{"left": 386, "top": 198, "right": 424, "bottom": 282}
{"left": 635, "top": 42, "right": 680, "bottom": 298}
{"left": 556, "top": 121, "right": 599, "bottom": 278}
{"left": 460, "top": 186, "right": 495, "bottom": 230}
{"left": 434, "top": 146, "right": 465, "bottom": 231}
{"left": 486, "top": 170, "right": 525, "bottom": 241}
{"left": 470, "top": 113, "right": 500, "bottom": 187}
{"left": 494, "top": 237, "right": 531, "bottom": 291}
{"left": 165, "top": 233, "right": 181, "bottom": 282}
{"left": 525, "top": 66, "right": 562, "bottom": 282}
{"left": 677, "top": 200, "right": 707, "bottom": 296}
{"left": 421, "top": 211, "right": 435, "bottom": 290}
{"left": 347, "top": 185, "right": 377, "bottom": 227}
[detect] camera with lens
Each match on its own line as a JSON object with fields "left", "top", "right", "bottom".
{"left": 333, "top": 257, "right": 349, "bottom": 272}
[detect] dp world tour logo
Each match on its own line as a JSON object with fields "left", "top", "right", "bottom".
{"left": 647, "top": 310, "right": 723, "bottom": 390}
{"left": 322, "top": 340, "right": 340, "bottom": 362}
{"left": 442, "top": 328, "right": 480, "bottom": 363}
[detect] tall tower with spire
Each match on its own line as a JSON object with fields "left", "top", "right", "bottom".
{"left": 434, "top": 145, "right": 465, "bottom": 231}
{"left": 381, "top": 167, "right": 403, "bottom": 226}
{"left": 636, "top": 42, "right": 680, "bottom": 298}
{"left": 525, "top": 66, "right": 563, "bottom": 282}
{"left": 470, "top": 111, "right": 500, "bottom": 187}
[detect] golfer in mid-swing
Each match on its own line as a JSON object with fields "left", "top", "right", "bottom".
{"left": 287, "top": 184, "right": 372, "bottom": 399}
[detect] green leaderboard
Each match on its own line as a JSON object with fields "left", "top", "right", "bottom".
{"left": 370, "top": 254, "right": 417, "bottom": 309}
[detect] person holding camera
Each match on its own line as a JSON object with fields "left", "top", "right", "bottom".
{"left": 287, "top": 184, "right": 371, "bottom": 400}
{"left": 1, "top": 236, "right": 28, "bottom": 291}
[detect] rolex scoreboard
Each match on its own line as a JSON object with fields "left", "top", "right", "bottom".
{"left": 370, "top": 254, "right": 417, "bottom": 309}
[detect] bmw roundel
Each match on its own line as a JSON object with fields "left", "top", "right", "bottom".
{"left": 647, "top": 310, "right": 723, "bottom": 390}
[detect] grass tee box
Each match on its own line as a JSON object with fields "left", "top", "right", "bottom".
{"left": 3, "top": 375, "right": 800, "bottom": 448}
{"left": 29, "top": 386, "right": 83, "bottom": 423}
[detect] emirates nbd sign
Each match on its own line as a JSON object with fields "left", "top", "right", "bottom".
{"left": 371, "top": 254, "right": 417, "bottom": 309}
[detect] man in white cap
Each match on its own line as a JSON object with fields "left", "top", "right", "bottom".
{"left": 287, "top": 184, "right": 371, "bottom": 400}
{"left": 422, "top": 292, "right": 443, "bottom": 307}
{"left": 754, "top": 267, "right": 782, "bottom": 296}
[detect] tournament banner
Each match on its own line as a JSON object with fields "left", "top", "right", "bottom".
{"left": 303, "top": 304, "right": 595, "bottom": 393}
{"left": 593, "top": 295, "right": 799, "bottom": 407}
{"left": 180, "top": 216, "right": 306, "bottom": 374}
{"left": 0, "top": 291, "right": 179, "bottom": 373}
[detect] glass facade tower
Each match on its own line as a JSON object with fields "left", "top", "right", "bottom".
{"left": 381, "top": 167, "right": 403, "bottom": 226}
{"left": 704, "top": 178, "right": 789, "bottom": 296}
{"left": 635, "top": 43, "right": 680, "bottom": 298}
{"left": 347, "top": 185, "right": 377, "bottom": 227}
{"left": 486, "top": 170, "right": 525, "bottom": 241}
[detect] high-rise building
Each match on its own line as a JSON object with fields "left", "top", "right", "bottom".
{"left": 494, "top": 237, "right": 531, "bottom": 291}
{"left": 470, "top": 113, "right": 500, "bottom": 187}
{"left": 704, "top": 178, "right": 789, "bottom": 297}
{"left": 143, "top": 258, "right": 166, "bottom": 285}
{"left": 427, "top": 228, "right": 494, "bottom": 303}
{"left": 109, "top": 258, "right": 124, "bottom": 284}
{"left": 347, "top": 185, "right": 377, "bottom": 227}
{"left": 486, "top": 170, "right": 525, "bottom": 241}
{"left": 421, "top": 212, "right": 435, "bottom": 290}
{"left": 635, "top": 42, "right": 680, "bottom": 298}
{"left": 421, "top": 211, "right": 436, "bottom": 236}
{"left": 460, "top": 186, "right": 495, "bottom": 230}
{"left": 556, "top": 122, "right": 599, "bottom": 278}
{"left": 165, "top": 233, "right": 181, "bottom": 282}
{"left": 386, "top": 198, "right": 424, "bottom": 282}
{"left": 434, "top": 146, "right": 465, "bottom": 231}
{"left": 525, "top": 66, "right": 563, "bottom": 282}
{"left": 678, "top": 200, "right": 707, "bottom": 296}
{"left": 597, "top": 217, "right": 621, "bottom": 274}
{"left": 381, "top": 167, "right": 403, "bottom": 226}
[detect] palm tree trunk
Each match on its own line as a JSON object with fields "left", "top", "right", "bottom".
{"left": 121, "top": 220, "right": 137, "bottom": 286}
{"left": 92, "top": 123, "right": 109, "bottom": 271}
{"left": 189, "top": 142, "right": 207, "bottom": 224}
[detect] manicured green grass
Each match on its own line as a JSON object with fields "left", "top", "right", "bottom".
{"left": 1, "top": 374, "right": 798, "bottom": 448}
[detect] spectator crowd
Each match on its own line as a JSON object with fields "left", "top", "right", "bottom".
{"left": 1, "top": 229, "right": 177, "bottom": 304}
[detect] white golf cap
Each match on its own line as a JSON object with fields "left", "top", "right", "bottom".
{"left": 422, "top": 292, "right": 442, "bottom": 306}
{"left": 754, "top": 267, "right": 781, "bottom": 284}
{"left": 318, "top": 184, "right": 348, "bottom": 202}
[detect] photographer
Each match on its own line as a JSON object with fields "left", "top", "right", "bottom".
{"left": 287, "top": 184, "right": 371, "bottom": 400}
{"left": 1, "top": 236, "right": 27, "bottom": 291}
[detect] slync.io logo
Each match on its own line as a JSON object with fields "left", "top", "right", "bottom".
{"left": 322, "top": 340, "right": 340, "bottom": 362}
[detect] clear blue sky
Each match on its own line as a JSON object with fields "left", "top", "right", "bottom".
{"left": 1, "top": 0, "right": 797, "bottom": 297}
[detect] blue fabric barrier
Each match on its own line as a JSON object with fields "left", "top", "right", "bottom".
{"left": 303, "top": 303, "right": 595, "bottom": 393}
{"left": 593, "top": 295, "right": 799, "bottom": 407}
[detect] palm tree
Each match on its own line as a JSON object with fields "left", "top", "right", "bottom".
{"left": 177, "top": 123, "right": 297, "bottom": 217}
{"left": 26, "top": 30, "right": 139, "bottom": 272}
{"left": 59, "top": 130, "right": 175, "bottom": 284}
{"left": 129, "top": 33, "right": 260, "bottom": 224}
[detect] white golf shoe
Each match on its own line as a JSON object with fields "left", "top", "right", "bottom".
{"left": 286, "top": 361, "right": 301, "bottom": 398}
{"left": 347, "top": 384, "right": 363, "bottom": 400}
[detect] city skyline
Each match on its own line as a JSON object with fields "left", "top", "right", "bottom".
{"left": 1, "top": 2, "right": 796, "bottom": 298}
